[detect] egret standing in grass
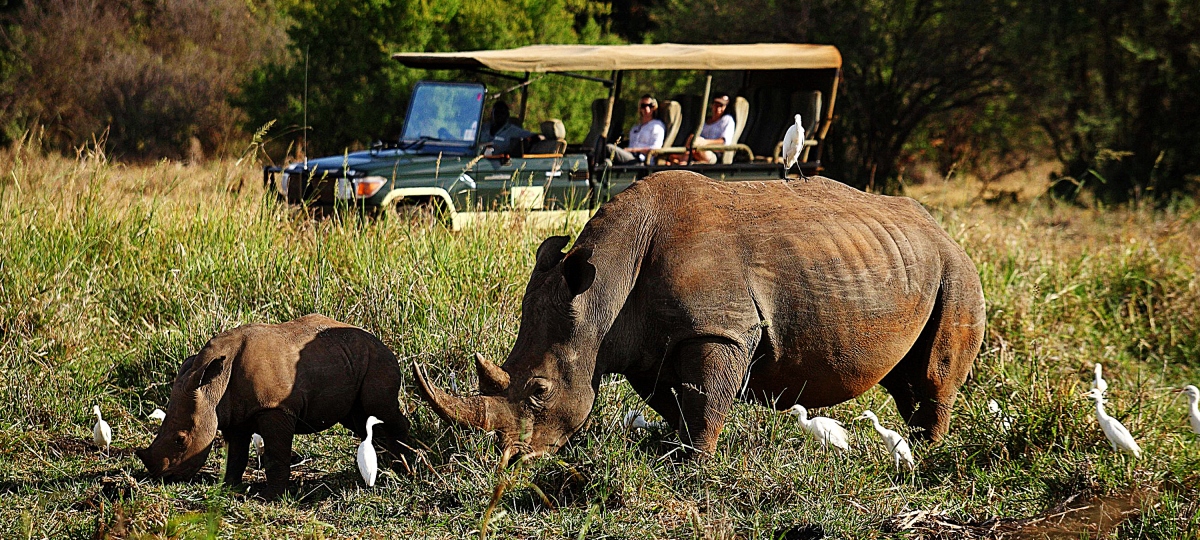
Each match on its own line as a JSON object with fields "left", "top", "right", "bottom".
{"left": 92, "top": 405, "right": 112, "bottom": 452}
{"left": 357, "top": 416, "right": 383, "bottom": 487}
{"left": 781, "top": 114, "right": 805, "bottom": 172}
{"left": 622, "top": 409, "right": 668, "bottom": 432}
{"left": 857, "top": 410, "right": 915, "bottom": 470}
{"left": 786, "top": 405, "right": 849, "bottom": 451}
{"left": 988, "top": 399, "right": 1015, "bottom": 430}
{"left": 148, "top": 408, "right": 166, "bottom": 422}
{"left": 1176, "top": 385, "right": 1200, "bottom": 435}
{"left": 1084, "top": 388, "right": 1141, "bottom": 458}
{"left": 1092, "top": 363, "right": 1108, "bottom": 395}
{"left": 251, "top": 433, "right": 265, "bottom": 469}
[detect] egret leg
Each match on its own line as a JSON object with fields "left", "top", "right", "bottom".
{"left": 670, "top": 336, "right": 752, "bottom": 457}
{"left": 222, "top": 428, "right": 252, "bottom": 487}
{"left": 255, "top": 409, "right": 296, "bottom": 500}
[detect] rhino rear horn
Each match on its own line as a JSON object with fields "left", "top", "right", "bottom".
{"left": 475, "top": 353, "right": 510, "bottom": 394}
{"left": 413, "top": 362, "right": 493, "bottom": 430}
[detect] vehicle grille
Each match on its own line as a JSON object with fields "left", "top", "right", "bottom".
{"left": 284, "top": 171, "right": 340, "bottom": 205}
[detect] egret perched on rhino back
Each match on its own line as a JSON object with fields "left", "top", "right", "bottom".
{"left": 416, "top": 172, "right": 986, "bottom": 462}
{"left": 781, "top": 114, "right": 805, "bottom": 171}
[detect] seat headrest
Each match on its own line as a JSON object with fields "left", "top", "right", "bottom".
{"left": 540, "top": 119, "right": 566, "bottom": 140}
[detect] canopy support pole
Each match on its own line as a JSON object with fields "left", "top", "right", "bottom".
{"left": 519, "top": 71, "right": 530, "bottom": 125}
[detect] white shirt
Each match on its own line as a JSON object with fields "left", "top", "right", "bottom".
{"left": 628, "top": 119, "right": 666, "bottom": 150}
{"left": 700, "top": 115, "right": 735, "bottom": 144}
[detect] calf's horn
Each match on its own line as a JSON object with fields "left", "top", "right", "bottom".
{"left": 413, "top": 362, "right": 493, "bottom": 430}
{"left": 475, "top": 353, "right": 510, "bottom": 393}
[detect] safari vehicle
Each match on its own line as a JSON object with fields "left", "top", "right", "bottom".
{"left": 263, "top": 43, "right": 841, "bottom": 229}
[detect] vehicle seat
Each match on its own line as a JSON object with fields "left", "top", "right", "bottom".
{"left": 527, "top": 119, "right": 567, "bottom": 156}
{"left": 657, "top": 100, "right": 682, "bottom": 147}
{"left": 671, "top": 93, "right": 704, "bottom": 145}
{"left": 583, "top": 98, "right": 626, "bottom": 150}
{"left": 721, "top": 96, "right": 751, "bottom": 164}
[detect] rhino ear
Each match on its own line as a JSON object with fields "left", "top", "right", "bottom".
{"left": 535, "top": 236, "right": 571, "bottom": 272}
{"left": 563, "top": 247, "right": 595, "bottom": 296}
{"left": 197, "top": 356, "right": 226, "bottom": 388}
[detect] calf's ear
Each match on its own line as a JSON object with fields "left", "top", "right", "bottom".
{"left": 563, "top": 247, "right": 595, "bottom": 296}
{"left": 197, "top": 355, "right": 226, "bottom": 388}
{"left": 535, "top": 236, "right": 571, "bottom": 271}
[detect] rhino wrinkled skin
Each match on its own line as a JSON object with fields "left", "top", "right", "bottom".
{"left": 137, "top": 314, "right": 410, "bottom": 499}
{"left": 417, "top": 172, "right": 986, "bottom": 461}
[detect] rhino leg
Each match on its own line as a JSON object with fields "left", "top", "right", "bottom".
{"left": 222, "top": 428, "right": 252, "bottom": 486}
{"left": 255, "top": 409, "right": 296, "bottom": 500}
{"left": 626, "top": 374, "right": 683, "bottom": 430}
{"left": 353, "top": 389, "right": 412, "bottom": 462}
{"left": 672, "top": 337, "right": 752, "bottom": 456}
{"left": 881, "top": 281, "right": 985, "bottom": 442}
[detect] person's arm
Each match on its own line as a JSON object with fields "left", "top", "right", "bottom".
{"left": 720, "top": 116, "right": 735, "bottom": 145}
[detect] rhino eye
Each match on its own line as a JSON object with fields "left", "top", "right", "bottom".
{"left": 527, "top": 379, "right": 553, "bottom": 408}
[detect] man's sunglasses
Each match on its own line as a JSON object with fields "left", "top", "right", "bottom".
{"left": 640, "top": 103, "right": 656, "bottom": 109}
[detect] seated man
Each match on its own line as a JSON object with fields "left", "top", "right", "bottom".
{"left": 480, "top": 101, "right": 535, "bottom": 156}
{"left": 679, "top": 92, "right": 735, "bottom": 164}
{"left": 606, "top": 95, "right": 665, "bottom": 164}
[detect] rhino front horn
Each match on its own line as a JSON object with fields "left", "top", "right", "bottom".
{"left": 475, "top": 353, "right": 510, "bottom": 394}
{"left": 413, "top": 362, "right": 493, "bottom": 430}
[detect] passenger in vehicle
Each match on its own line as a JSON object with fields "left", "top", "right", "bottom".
{"left": 676, "top": 92, "right": 735, "bottom": 164}
{"left": 481, "top": 101, "right": 535, "bottom": 155}
{"left": 607, "top": 94, "right": 666, "bottom": 164}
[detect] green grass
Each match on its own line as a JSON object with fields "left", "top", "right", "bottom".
{"left": 1, "top": 147, "right": 1198, "bottom": 538}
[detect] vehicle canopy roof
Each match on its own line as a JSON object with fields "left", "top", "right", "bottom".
{"left": 392, "top": 43, "right": 842, "bottom": 72}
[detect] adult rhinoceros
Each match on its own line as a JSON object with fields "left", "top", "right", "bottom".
{"left": 416, "top": 171, "right": 985, "bottom": 461}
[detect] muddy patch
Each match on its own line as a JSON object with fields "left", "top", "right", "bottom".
{"left": 883, "top": 489, "right": 1155, "bottom": 539}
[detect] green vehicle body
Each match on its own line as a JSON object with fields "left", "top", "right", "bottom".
{"left": 263, "top": 44, "right": 842, "bottom": 229}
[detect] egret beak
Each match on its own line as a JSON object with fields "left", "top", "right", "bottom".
{"left": 1172, "top": 388, "right": 1185, "bottom": 394}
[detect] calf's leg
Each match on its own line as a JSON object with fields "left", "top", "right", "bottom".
{"left": 222, "top": 428, "right": 252, "bottom": 487}
{"left": 255, "top": 409, "right": 296, "bottom": 500}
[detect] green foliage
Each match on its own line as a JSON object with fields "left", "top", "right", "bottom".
{"left": 0, "top": 153, "right": 1198, "bottom": 537}
{"left": 237, "top": 0, "right": 619, "bottom": 158}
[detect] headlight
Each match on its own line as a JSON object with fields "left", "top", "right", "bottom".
{"left": 277, "top": 173, "right": 290, "bottom": 196}
{"left": 334, "top": 175, "right": 387, "bottom": 199}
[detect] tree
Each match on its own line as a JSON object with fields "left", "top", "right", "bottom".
{"left": 237, "top": 0, "right": 618, "bottom": 158}
{"left": 654, "top": 0, "right": 1010, "bottom": 193}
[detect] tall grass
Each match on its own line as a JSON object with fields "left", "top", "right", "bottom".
{"left": 1, "top": 148, "right": 1197, "bottom": 537}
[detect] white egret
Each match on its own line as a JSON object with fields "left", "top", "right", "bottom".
{"left": 987, "top": 399, "right": 1015, "bottom": 430}
{"left": 92, "top": 405, "right": 112, "bottom": 452}
{"left": 1084, "top": 388, "right": 1140, "bottom": 458}
{"left": 1176, "top": 385, "right": 1200, "bottom": 435}
{"left": 857, "top": 410, "right": 915, "bottom": 470}
{"left": 622, "top": 410, "right": 666, "bottom": 431}
{"left": 357, "top": 416, "right": 383, "bottom": 487}
{"left": 786, "top": 405, "right": 849, "bottom": 451}
{"left": 781, "top": 114, "right": 805, "bottom": 171}
{"left": 252, "top": 433, "right": 265, "bottom": 469}
{"left": 1092, "top": 363, "right": 1108, "bottom": 395}
{"left": 148, "top": 408, "right": 166, "bottom": 421}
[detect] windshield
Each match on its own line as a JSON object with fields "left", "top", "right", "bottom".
{"left": 401, "top": 82, "right": 485, "bottom": 145}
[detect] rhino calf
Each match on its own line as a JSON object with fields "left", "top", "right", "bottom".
{"left": 418, "top": 172, "right": 986, "bottom": 461}
{"left": 137, "top": 314, "right": 410, "bottom": 499}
